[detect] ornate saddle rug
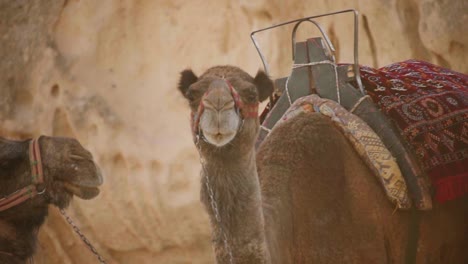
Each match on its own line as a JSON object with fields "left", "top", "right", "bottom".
{"left": 358, "top": 60, "right": 468, "bottom": 203}
{"left": 275, "top": 94, "right": 411, "bottom": 209}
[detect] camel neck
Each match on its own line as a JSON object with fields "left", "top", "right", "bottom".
{"left": 200, "top": 148, "right": 270, "bottom": 263}
{"left": 0, "top": 219, "right": 37, "bottom": 263}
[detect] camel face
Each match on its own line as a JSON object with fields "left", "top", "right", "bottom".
{"left": 39, "top": 136, "right": 103, "bottom": 208}
{"left": 199, "top": 79, "right": 241, "bottom": 146}
{"left": 178, "top": 66, "right": 274, "bottom": 147}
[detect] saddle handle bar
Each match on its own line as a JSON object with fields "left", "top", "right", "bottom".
{"left": 291, "top": 19, "right": 336, "bottom": 62}
{"left": 250, "top": 9, "right": 365, "bottom": 97}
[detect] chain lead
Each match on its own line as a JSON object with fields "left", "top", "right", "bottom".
{"left": 196, "top": 139, "right": 234, "bottom": 264}
{"left": 60, "top": 209, "right": 107, "bottom": 264}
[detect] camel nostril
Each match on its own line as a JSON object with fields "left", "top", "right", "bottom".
{"left": 212, "top": 132, "right": 226, "bottom": 141}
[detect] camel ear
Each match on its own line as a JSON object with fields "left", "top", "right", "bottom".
{"left": 253, "top": 70, "right": 274, "bottom": 102}
{"left": 178, "top": 69, "right": 198, "bottom": 98}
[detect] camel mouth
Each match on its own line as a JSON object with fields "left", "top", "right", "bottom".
{"left": 62, "top": 181, "right": 100, "bottom": 200}
{"left": 203, "top": 131, "right": 236, "bottom": 147}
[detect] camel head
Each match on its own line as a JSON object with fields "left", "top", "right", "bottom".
{"left": 0, "top": 136, "right": 103, "bottom": 215}
{"left": 0, "top": 136, "right": 102, "bottom": 260}
{"left": 178, "top": 66, "right": 273, "bottom": 150}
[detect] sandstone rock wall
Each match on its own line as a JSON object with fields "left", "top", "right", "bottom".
{"left": 0, "top": 0, "right": 466, "bottom": 263}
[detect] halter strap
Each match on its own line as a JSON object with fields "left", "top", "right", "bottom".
{"left": 191, "top": 79, "right": 259, "bottom": 139}
{"left": 0, "top": 137, "right": 45, "bottom": 212}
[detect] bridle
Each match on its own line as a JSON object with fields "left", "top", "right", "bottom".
{"left": 0, "top": 137, "right": 46, "bottom": 212}
{"left": 190, "top": 78, "right": 259, "bottom": 143}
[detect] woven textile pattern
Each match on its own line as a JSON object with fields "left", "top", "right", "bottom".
{"left": 358, "top": 60, "right": 468, "bottom": 203}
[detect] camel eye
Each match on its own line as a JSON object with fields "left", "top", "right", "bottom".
{"left": 247, "top": 92, "right": 257, "bottom": 103}
{"left": 186, "top": 87, "right": 204, "bottom": 102}
{"left": 240, "top": 87, "right": 258, "bottom": 103}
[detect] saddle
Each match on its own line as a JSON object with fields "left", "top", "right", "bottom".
{"left": 257, "top": 38, "right": 467, "bottom": 210}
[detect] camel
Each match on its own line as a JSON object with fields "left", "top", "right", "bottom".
{"left": 178, "top": 65, "right": 468, "bottom": 263}
{"left": 0, "top": 136, "right": 103, "bottom": 264}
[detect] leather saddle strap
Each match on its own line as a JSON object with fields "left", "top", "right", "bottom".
{"left": 256, "top": 41, "right": 320, "bottom": 149}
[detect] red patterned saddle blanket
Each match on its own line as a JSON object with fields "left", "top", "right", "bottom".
{"left": 358, "top": 60, "right": 468, "bottom": 203}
